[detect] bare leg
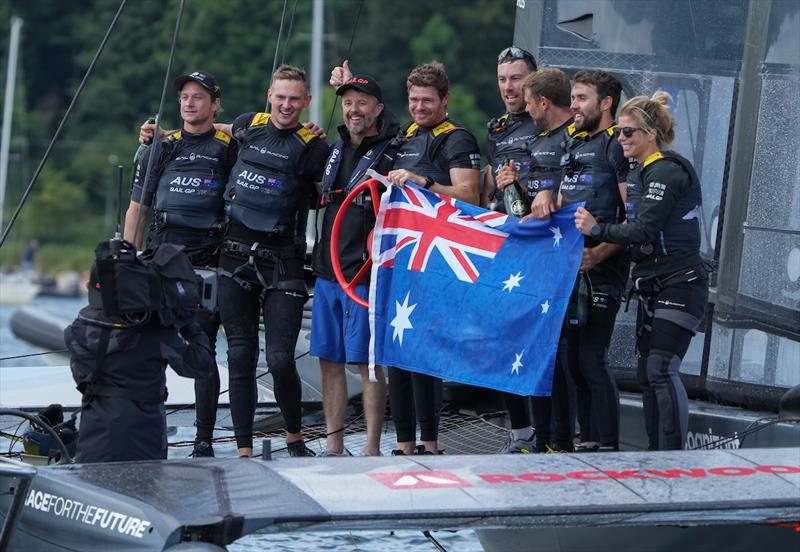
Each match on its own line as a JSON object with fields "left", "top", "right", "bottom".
{"left": 359, "top": 364, "right": 387, "bottom": 455}
{"left": 320, "top": 359, "right": 348, "bottom": 453}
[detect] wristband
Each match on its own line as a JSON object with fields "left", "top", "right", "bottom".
{"left": 424, "top": 176, "right": 435, "bottom": 190}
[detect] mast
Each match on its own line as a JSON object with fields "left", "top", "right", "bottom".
{"left": 309, "top": 0, "right": 324, "bottom": 124}
{"left": 0, "top": 16, "right": 23, "bottom": 233}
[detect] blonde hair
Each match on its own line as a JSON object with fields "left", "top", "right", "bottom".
{"left": 271, "top": 64, "right": 308, "bottom": 93}
{"left": 618, "top": 91, "right": 675, "bottom": 148}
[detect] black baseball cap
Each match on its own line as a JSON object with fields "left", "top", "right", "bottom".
{"left": 174, "top": 71, "right": 221, "bottom": 100}
{"left": 336, "top": 75, "right": 383, "bottom": 103}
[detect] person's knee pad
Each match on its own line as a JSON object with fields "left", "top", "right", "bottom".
{"left": 645, "top": 348, "right": 678, "bottom": 384}
{"left": 226, "top": 336, "right": 257, "bottom": 372}
{"left": 266, "top": 350, "right": 295, "bottom": 376}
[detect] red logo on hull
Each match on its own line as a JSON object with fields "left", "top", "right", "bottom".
{"left": 369, "top": 471, "right": 472, "bottom": 489}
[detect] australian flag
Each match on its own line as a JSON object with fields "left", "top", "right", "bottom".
{"left": 368, "top": 183, "right": 583, "bottom": 396}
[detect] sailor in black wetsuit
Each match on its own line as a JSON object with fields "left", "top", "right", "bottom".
{"left": 552, "top": 70, "right": 629, "bottom": 452}
{"left": 483, "top": 47, "right": 540, "bottom": 453}
{"left": 124, "top": 71, "right": 238, "bottom": 458}
{"left": 215, "top": 65, "right": 329, "bottom": 458}
{"left": 575, "top": 91, "right": 708, "bottom": 450}
{"left": 310, "top": 73, "right": 398, "bottom": 456}
{"left": 497, "top": 68, "right": 578, "bottom": 453}
{"left": 385, "top": 62, "right": 481, "bottom": 455}
{"left": 484, "top": 47, "right": 539, "bottom": 211}
{"left": 66, "top": 243, "right": 213, "bottom": 463}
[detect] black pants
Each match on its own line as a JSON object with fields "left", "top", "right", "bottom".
{"left": 560, "top": 293, "right": 620, "bottom": 448}
{"left": 194, "top": 308, "right": 221, "bottom": 442}
{"left": 636, "top": 277, "right": 707, "bottom": 450}
{"left": 219, "top": 253, "right": 306, "bottom": 450}
{"left": 501, "top": 392, "right": 530, "bottom": 431}
{"left": 530, "top": 353, "right": 573, "bottom": 450}
{"left": 388, "top": 368, "right": 443, "bottom": 443}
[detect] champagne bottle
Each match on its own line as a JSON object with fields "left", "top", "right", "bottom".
{"left": 503, "top": 179, "right": 531, "bottom": 217}
{"left": 501, "top": 160, "right": 530, "bottom": 217}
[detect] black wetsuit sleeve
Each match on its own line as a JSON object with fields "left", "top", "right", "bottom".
{"left": 130, "top": 144, "right": 163, "bottom": 206}
{"left": 597, "top": 159, "right": 688, "bottom": 245}
{"left": 231, "top": 112, "right": 257, "bottom": 141}
{"left": 439, "top": 130, "right": 481, "bottom": 170}
{"left": 225, "top": 139, "right": 239, "bottom": 172}
{"left": 299, "top": 137, "right": 330, "bottom": 205}
{"left": 607, "top": 136, "right": 629, "bottom": 184}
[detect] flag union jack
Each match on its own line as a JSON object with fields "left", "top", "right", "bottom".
{"left": 376, "top": 185, "right": 510, "bottom": 283}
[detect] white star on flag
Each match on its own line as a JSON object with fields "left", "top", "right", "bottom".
{"left": 550, "top": 226, "right": 562, "bottom": 247}
{"left": 541, "top": 300, "right": 550, "bottom": 314}
{"left": 502, "top": 272, "right": 524, "bottom": 292}
{"left": 390, "top": 291, "right": 417, "bottom": 345}
{"left": 511, "top": 352, "right": 524, "bottom": 375}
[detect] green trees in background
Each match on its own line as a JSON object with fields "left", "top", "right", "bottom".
{"left": 0, "top": 0, "right": 514, "bottom": 272}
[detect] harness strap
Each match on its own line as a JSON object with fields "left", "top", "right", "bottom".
{"left": 626, "top": 263, "right": 710, "bottom": 311}
{"left": 84, "top": 383, "right": 165, "bottom": 403}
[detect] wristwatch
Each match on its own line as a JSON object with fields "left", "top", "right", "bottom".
{"left": 424, "top": 176, "right": 435, "bottom": 189}
{"left": 590, "top": 224, "right": 602, "bottom": 238}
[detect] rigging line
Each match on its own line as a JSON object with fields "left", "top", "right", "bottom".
{"left": 0, "top": 349, "right": 69, "bottom": 362}
{"left": 0, "top": 0, "right": 128, "bottom": 249}
{"left": 325, "top": 0, "right": 364, "bottom": 134}
{"left": 131, "top": 0, "right": 187, "bottom": 248}
{"left": 265, "top": 0, "right": 290, "bottom": 113}
{"left": 280, "top": 0, "right": 300, "bottom": 66}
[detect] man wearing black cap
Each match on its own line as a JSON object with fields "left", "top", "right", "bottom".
{"left": 311, "top": 70, "right": 399, "bottom": 456}
{"left": 331, "top": 60, "right": 481, "bottom": 455}
{"left": 124, "top": 70, "right": 238, "bottom": 458}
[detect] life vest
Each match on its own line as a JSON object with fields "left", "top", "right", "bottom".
{"left": 523, "top": 119, "right": 572, "bottom": 199}
{"left": 560, "top": 124, "right": 625, "bottom": 225}
{"left": 393, "top": 119, "right": 464, "bottom": 185}
{"left": 627, "top": 150, "right": 703, "bottom": 261}
{"left": 487, "top": 112, "right": 539, "bottom": 183}
{"left": 153, "top": 130, "right": 231, "bottom": 231}
{"left": 225, "top": 113, "right": 319, "bottom": 235}
{"left": 321, "top": 135, "right": 395, "bottom": 197}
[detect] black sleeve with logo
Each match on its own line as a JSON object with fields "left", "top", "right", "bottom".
{"left": 597, "top": 159, "right": 688, "bottom": 245}
{"left": 438, "top": 129, "right": 481, "bottom": 171}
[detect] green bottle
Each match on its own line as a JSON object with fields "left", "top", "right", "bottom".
{"left": 132, "top": 116, "right": 157, "bottom": 165}
{"left": 503, "top": 179, "right": 531, "bottom": 217}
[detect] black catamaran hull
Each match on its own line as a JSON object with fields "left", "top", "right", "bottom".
{"left": 2, "top": 448, "right": 799, "bottom": 551}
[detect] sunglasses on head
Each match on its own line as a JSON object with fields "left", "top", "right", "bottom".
{"left": 497, "top": 47, "right": 538, "bottom": 70}
{"left": 619, "top": 126, "right": 645, "bottom": 138}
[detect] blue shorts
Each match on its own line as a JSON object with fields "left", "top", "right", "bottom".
{"left": 310, "top": 277, "right": 370, "bottom": 364}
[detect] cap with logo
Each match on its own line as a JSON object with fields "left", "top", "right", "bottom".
{"left": 336, "top": 75, "right": 383, "bottom": 103}
{"left": 174, "top": 71, "right": 221, "bottom": 100}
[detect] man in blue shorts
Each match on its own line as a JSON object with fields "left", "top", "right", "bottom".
{"left": 311, "top": 69, "right": 399, "bottom": 455}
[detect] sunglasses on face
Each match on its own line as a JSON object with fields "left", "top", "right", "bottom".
{"left": 619, "top": 127, "right": 645, "bottom": 138}
{"left": 497, "top": 46, "right": 538, "bottom": 70}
